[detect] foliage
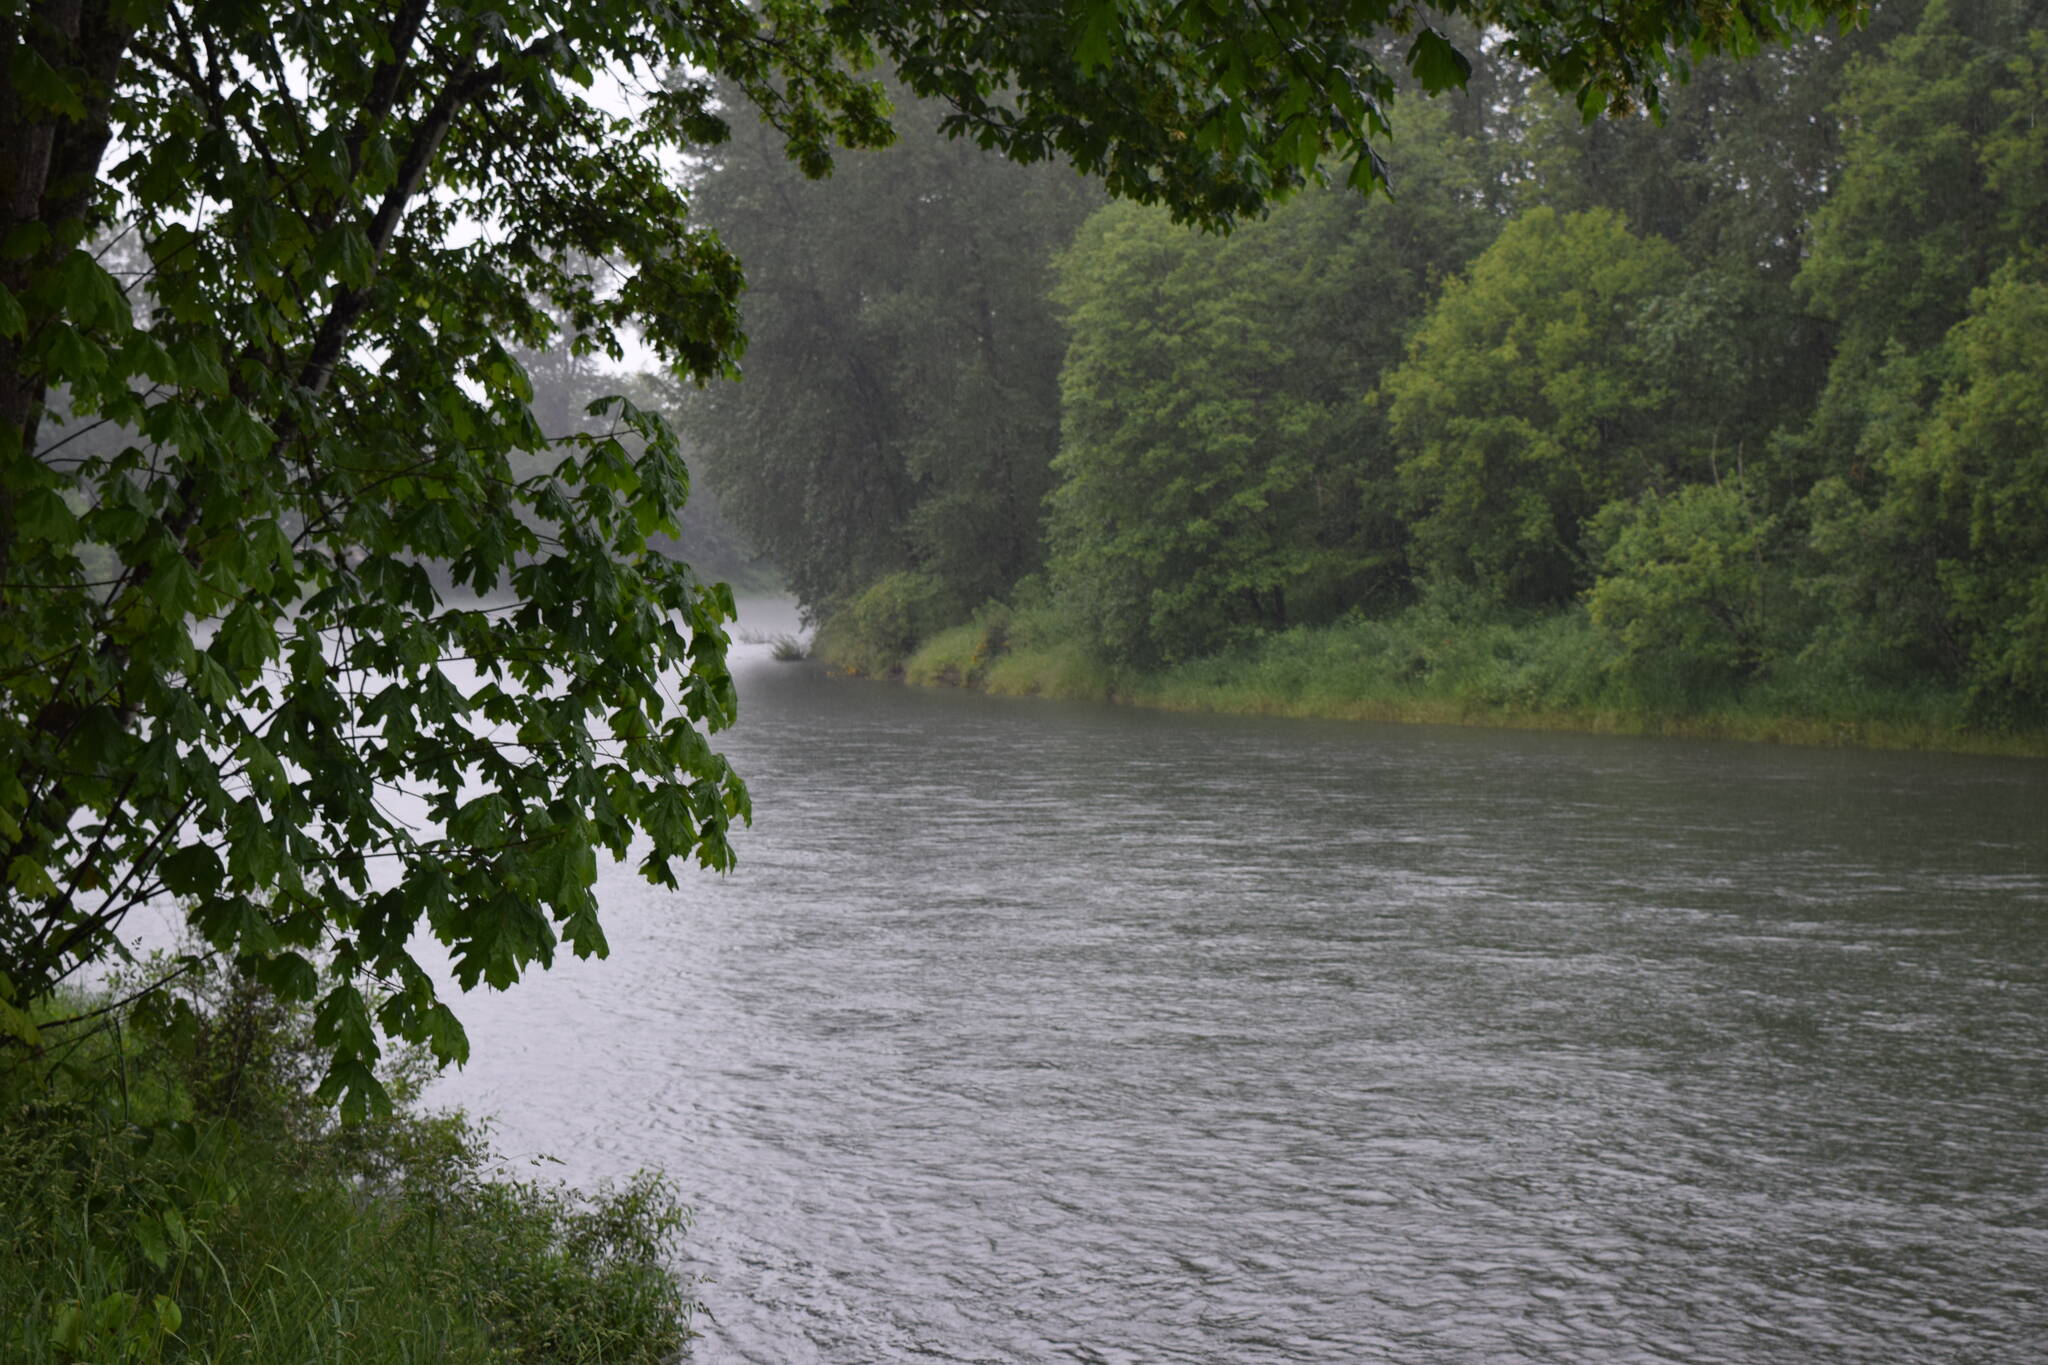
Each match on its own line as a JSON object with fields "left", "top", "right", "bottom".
{"left": 1798, "top": 0, "right": 2042, "bottom": 355}
{"left": 1794, "top": 0, "right": 2048, "bottom": 474}
{"left": 1048, "top": 103, "right": 1497, "bottom": 667}
{"left": 1779, "top": 3, "right": 2048, "bottom": 716}
{"left": 2, "top": 0, "right": 802, "bottom": 1117}
{"left": 1586, "top": 482, "right": 1782, "bottom": 694}
{"left": 813, "top": 570, "right": 963, "bottom": 677}
{"left": 902, "top": 622, "right": 990, "bottom": 688}
{"left": 683, "top": 79, "right": 1099, "bottom": 612}
{"left": 509, "top": 346, "right": 778, "bottom": 593}
{"left": 1865, "top": 270, "right": 2048, "bottom": 713}
{"left": 679, "top": 0, "right": 2048, "bottom": 751}
{"left": 888, "top": 574, "right": 2016, "bottom": 750}
{"left": 834, "top": 0, "right": 1865, "bottom": 219}
{"left": 1385, "top": 207, "right": 1700, "bottom": 606}
{"left": 1047, "top": 200, "right": 1337, "bottom": 666}
{"left": 0, "top": 972, "right": 693, "bottom": 1364}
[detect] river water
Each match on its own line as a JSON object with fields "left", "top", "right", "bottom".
{"left": 434, "top": 605, "right": 2048, "bottom": 1363}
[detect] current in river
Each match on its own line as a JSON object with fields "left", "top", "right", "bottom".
{"left": 434, "top": 600, "right": 2048, "bottom": 1363}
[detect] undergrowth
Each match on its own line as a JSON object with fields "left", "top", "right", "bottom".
{"left": 823, "top": 584, "right": 2046, "bottom": 757}
{"left": 0, "top": 961, "right": 696, "bottom": 1364}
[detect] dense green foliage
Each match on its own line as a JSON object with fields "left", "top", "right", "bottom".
{"left": 1047, "top": 101, "right": 1498, "bottom": 667}
{"left": 1585, "top": 482, "right": 1782, "bottom": 695}
{"left": 1385, "top": 207, "right": 1701, "bottom": 608}
{"left": 2, "top": 968, "right": 693, "bottom": 1362}
{"left": 716, "top": 0, "right": 2044, "bottom": 743}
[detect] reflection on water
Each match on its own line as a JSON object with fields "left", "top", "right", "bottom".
{"left": 436, "top": 602, "right": 2048, "bottom": 1363}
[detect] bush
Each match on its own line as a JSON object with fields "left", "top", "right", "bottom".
{"left": 0, "top": 965, "right": 695, "bottom": 1365}
{"left": 815, "top": 571, "right": 964, "bottom": 675}
{"left": 1586, "top": 482, "right": 1782, "bottom": 701}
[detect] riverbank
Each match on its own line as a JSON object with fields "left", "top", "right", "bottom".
{"left": 819, "top": 603, "right": 2048, "bottom": 760}
{"left": 1, "top": 973, "right": 695, "bottom": 1364}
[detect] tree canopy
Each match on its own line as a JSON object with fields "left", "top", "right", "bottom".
{"left": 2, "top": 0, "right": 1866, "bottom": 1111}
{"left": 1048, "top": 101, "right": 1494, "bottom": 667}
{"left": 681, "top": 76, "right": 1098, "bottom": 616}
{"left": 1385, "top": 207, "right": 1699, "bottom": 607}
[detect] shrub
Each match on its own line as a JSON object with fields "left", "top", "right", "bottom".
{"left": 1586, "top": 482, "right": 1781, "bottom": 700}
{"left": 815, "top": 571, "right": 964, "bottom": 675}
{"left": 0, "top": 965, "right": 695, "bottom": 1365}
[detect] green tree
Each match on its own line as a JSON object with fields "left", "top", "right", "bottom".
{"left": 682, "top": 80, "right": 1099, "bottom": 614}
{"left": 1385, "top": 207, "right": 1704, "bottom": 606}
{"left": 1781, "top": 2, "right": 2048, "bottom": 706}
{"left": 1048, "top": 100, "right": 1496, "bottom": 666}
{"left": 0, "top": 0, "right": 1866, "bottom": 1103}
{"left": 1516, "top": 13, "right": 1909, "bottom": 487}
{"left": 1861, "top": 271, "right": 2048, "bottom": 712}
{"left": 1794, "top": 0, "right": 2046, "bottom": 478}
{"left": 1586, "top": 481, "right": 1781, "bottom": 693}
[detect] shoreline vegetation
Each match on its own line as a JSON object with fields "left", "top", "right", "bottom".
{"left": 693, "top": 8, "right": 2048, "bottom": 760}
{"left": 814, "top": 594, "right": 2048, "bottom": 761}
{"left": 1, "top": 965, "right": 695, "bottom": 1364}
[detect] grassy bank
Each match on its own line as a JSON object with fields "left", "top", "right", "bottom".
{"left": 1, "top": 968, "right": 695, "bottom": 1364}
{"left": 823, "top": 596, "right": 2048, "bottom": 759}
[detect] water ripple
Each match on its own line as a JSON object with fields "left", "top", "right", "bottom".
{"left": 436, "top": 638, "right": 2048, "bottom": 1363}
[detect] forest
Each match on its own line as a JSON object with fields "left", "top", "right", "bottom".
{"left": 686, "top": 0, "right": 2048, "bottom": 746}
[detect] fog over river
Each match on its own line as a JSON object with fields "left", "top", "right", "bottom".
{"left": 433, "top": 599, "right": 2048, "bottom": 1364}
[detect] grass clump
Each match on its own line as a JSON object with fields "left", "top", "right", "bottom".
{"left": 0, "top": 963, "right": 696, "bottom": 1364}
{"left": 891, "top": 587, "right": 1118, "bottom": 700}
{"left": 902, "top": 622, "right": 986, "bottom": 686}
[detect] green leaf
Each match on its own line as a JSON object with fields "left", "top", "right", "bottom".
{"left": 0, "top": 995, "right": 43, "bottom": 1048}
{"left": 1073, "top": 7, "right": 1118, "bottom": 73}
{"left": 446, "top": 792, "right": 508, "bottom": 846}
{"left": 237, "top": 733, "right": 288, "bottom": 798}
{"left": 41, "top": 321, "right": 106, "bottom": 382}
{"left": 168, "top": 337, "right": 229, "bottom": 395}
{"left": 423, "top": 1001, "right": 470, "bottom": 1065}
{"left": 333, "top": 224, "right": 374, "bottom": 291}
{"left": 1406, "top": 29, "right": 1472, "bottom": 95}
{"left": 268, "top": 952, "right": 323, "bottom": 1001}
{"left": 134, "top": 1216, "right": 169, "bottom": 1271}
{"left": 8, "top": 44, "right": 85, "bottom": 119}
{"left": 214, "top": 603, "right": 279, "bottom": 673}
{"left": 0, "top": 282, "right": 24, "bottom": 338}
{"left": 120, "top": 330, "right": 175, "bottom": 384}
{"left": 221, "top": 402, "right": 275, "bottom": 460}
{"left": 15, "top": 487, "right": 77, "bottom": 544}
{"left": 7, "top": 855, "right": 58, "bottom": 898}
{"left": 58, "top": 249, "right": 132, "bottom": 332}
{"left": 51, "top": 1303, "right": 85, "bottom": 1355}
{"left": 160, "top": 844, "right": 224, "bottom": 895}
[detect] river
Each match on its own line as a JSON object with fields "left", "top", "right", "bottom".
{"left": 433, "top": 601, "right": 2048, "bottom": 1363}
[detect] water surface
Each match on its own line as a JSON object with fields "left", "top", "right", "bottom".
{"left": 437, "top": 606, "right": 2048, "bottom": 1363}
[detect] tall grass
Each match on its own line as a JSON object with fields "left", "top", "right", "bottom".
{"left": 1, "top": 971, "right": 696, "bottom": 1364}
{"left": 857, "top": 582, "right": 2046, "bottom": 756}
{"left": 894, "top": 597, "right": 1116, "bottom": 700}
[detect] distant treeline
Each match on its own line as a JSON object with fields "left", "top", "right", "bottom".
{"left": 683, "top": 0, "right": 2048, "bottom": 734}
